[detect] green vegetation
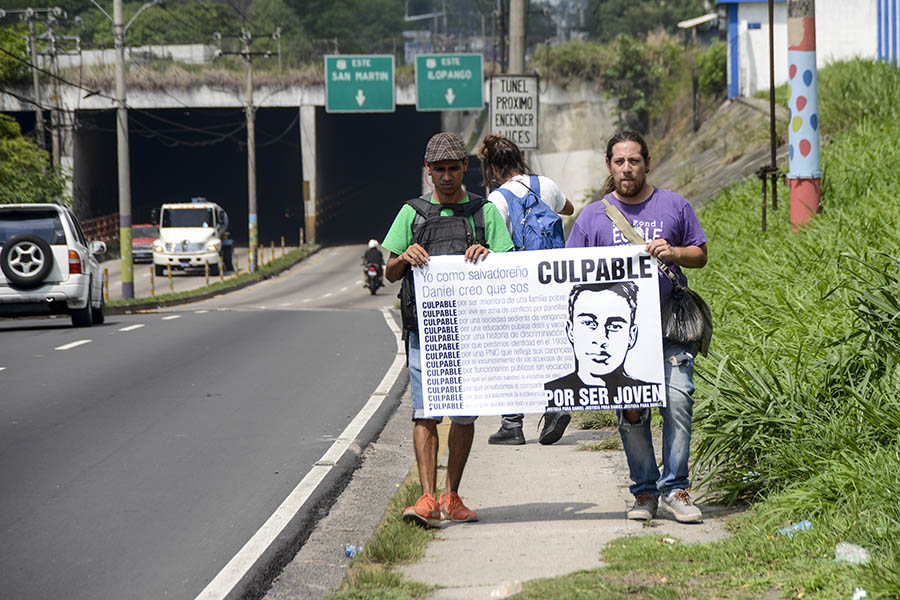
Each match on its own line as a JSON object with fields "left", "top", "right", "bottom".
{"left": 0, "top": 114, "right": 70, "bottom": 205}
{"left": 697, "top": 41, "right": 726, "bottom": 96}
{"left": 532, "top": 33, "right": 724, "bottom": 132}
{"left": 0, "top": 26, "right": 29, "bottom": 83}
{"left": 510, "top": 57, "right": 900, "bottom": 600}
{"left": 108, "top": 244, "right": 319, "bottom": 309}
{"left": 329, "top": 479, "right": 436, "bottom": 600}
{"left": 585, "top": 0, "right": 708, "bottom": 44}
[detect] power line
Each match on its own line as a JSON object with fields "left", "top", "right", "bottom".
{"left": 0, "top": 47, "right": 114, "bottom": 101}
{"left": 0, "top": 86, "right": 45, "bottom": 109}
{"left": 256, "top": 110, "right": 299, "bottom": 148}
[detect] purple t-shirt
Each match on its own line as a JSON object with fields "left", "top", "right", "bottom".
{"left": 567, "top": 188, "right": 707, "bottom": 300}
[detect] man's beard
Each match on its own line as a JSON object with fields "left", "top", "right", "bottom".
{"left": 615, "top": 177, "right": 645, "bottom": 198}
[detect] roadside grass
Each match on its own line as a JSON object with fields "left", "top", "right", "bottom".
{"left": 329, "top": 477, "right": 437, "bottom": 600}
{"left": 517, "top": 517, "right": 873, "bottom": 600}
{"left": 576, "top": 436, "right": 621, "bottom": 452}
{"left": 107, "top": 244, "right": 319, "bottom": 309}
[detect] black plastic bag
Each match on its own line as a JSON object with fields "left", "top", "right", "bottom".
{"left": 661, "top": 284, "right": 713, "bottom": 356}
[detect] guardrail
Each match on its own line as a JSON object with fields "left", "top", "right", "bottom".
{"left": 82, "top": 212, "right": 119, "bottom": 242}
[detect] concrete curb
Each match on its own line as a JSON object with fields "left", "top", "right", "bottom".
{"left": 105, "top": 245, "right": 321, "bottom": 315}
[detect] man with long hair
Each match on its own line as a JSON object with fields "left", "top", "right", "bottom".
{"left": 567, "top": 131, "right": 708, "bottom": 523}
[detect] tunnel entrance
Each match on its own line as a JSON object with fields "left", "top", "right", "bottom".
{"left": 75, "top": 107, "right": 303, "bottom": 246}
{"left": 71, "top": 105, "right": 456, "bottom": 248}
{"left": 314, "top": 106, "right": 441, "bottom": 245}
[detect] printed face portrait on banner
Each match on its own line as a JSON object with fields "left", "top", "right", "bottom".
{"left": 567, "top": 282, "right": 638, "bottom": 383}
{"left": 545, "top": 280, "right": 662, "bottom": 413}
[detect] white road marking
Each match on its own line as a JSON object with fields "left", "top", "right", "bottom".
{"left": 55, "top": 340, "right": 92, "bottom": 350}
{"left": 161, "top": 315, "right": 181, "bottom": 321}
{"left": 118, "top": 324, "right": 145, "bottom": 332}
{"left": 339, "top": 286, "right": 348, "bottom": 292}
{"left": 194, "top": 308, "right": 406, "bottom": 600}
{"left": 322, "top": 292, "right": 333, "bottom": 298}
{"left": 302, "top": 298, "right": 311, "bottom": 303}
{"left": 0, "top": 367, "right": 6, "bottom": 372}
{"left": 195, "top": 310, "right": 209, "bottom": 314}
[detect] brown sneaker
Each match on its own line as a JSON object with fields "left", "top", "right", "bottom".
{"left": 402, "top": 493, "right": 441, "bottom": 528}
{"left": 439, "top": 491, "right": 479, "bottom": 522}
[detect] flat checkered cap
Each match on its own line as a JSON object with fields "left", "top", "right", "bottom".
{"left": 424, "top": 132, "right": 467, "bottom": 163}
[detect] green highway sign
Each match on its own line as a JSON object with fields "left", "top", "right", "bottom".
{"left": 325, "top": 55, "right": 395, "bottom": 113}
{"left": 415, "top": 54, "right": 484, "bottom": 111}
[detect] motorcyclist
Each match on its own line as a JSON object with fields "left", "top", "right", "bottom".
{"left": 362, "top": 239, "right": 384, "bottom": 287}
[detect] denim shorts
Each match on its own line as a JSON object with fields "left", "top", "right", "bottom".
{"left": 408, "top": 331, "right": 477, "bottom": 424}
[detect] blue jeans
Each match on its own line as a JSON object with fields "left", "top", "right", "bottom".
{"left": 408, "top": 331, "right": 477, "bottom": 424}
{"left": 617, "top": 339, "right": 696, "bottom": 497}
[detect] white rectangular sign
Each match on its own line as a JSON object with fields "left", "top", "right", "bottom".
{"left": 414, "top": 246, "right": 666, "bottom": 417}
{"left": 489, "top": 75, "right": 539, "bottom": 149}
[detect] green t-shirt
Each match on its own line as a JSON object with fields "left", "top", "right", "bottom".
{"left": 382, "top": 194, "right": 514, "bottom": 257}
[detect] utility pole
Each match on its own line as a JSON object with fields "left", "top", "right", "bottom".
{"left": 786, "top": 0, "right": 821, "bottom": 229}
{"left": 242, "top": 27, "right": 259, "bottom": 273}
{"left": 49, "top": 28, "right": 61, "bottom": 167}
{"left": 90, "top": 0, "right": 160, "bottom": 298}
{"left": 27, "top": 16, "right": 46, "bottom": 150}
{"left": 508, "top": 0, "right": 526, "bottom": 74}
{"left": 113, "top": 0, "right": 134, "bottom": 298}
{"left": 497, "top": 0, "right": 507, "bottom": 72}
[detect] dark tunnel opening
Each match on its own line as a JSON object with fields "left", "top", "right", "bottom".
{"left": 313, "top": 106, "right": 441, "bottom": 245}
{"left": 74, "top": 107, "right": 304, "bottom": 246}
{"left": 67, "top": 105, "right": 469, "bottom": 248}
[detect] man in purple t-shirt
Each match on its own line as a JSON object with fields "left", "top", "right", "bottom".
{"left": 567, "top": 131, "right": 708, "bottom": 523}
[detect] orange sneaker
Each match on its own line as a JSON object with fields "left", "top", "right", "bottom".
{"left": 439, "top": 491, "right": 479, "bottom": 522}
{"left": 402, "top": 493, "right": 441, "bottom": 528}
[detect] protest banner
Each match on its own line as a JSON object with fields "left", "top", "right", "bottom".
{"left": 414, "top": 245, "right": 666, "bottom": 417}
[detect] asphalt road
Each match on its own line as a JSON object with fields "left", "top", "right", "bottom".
{"left": 0, "top": 244, "right": 401, "bottom": 600}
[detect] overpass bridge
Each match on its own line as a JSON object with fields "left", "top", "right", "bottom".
{"left": 1, "top": 78, "right": 611, "bottom": 246}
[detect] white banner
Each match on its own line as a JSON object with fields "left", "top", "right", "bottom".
{"left": 414, "top": 246, "right": 666, "bottom": 417}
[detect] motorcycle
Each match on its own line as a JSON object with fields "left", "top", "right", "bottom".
{"left": 365, "top": 263, "right": 383, "bottom": 295}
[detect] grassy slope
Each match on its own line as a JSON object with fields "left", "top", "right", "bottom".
{"left": 518, "top": 58, "right": 900, "bottom": 600}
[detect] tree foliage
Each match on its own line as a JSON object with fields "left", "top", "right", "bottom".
{"left": 285, "top": 0, "right": 403, "bottom": 52}
{"left": 0, "top": 26, "right": 29, "bottom": 84}
{"left": 0, "top": 115, "right": 70, "bottom": 205}
{"left": 586, "top": 0, "right": 708, "bottom": 43}
{"left": 697, "top": 40, "right": 727, "bottom": 95}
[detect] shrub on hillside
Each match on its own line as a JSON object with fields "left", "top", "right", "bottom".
{"left": 697, "top": 40, "right": 726, "bottom": 96}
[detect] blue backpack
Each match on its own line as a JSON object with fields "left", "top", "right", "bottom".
{"left": 497, "top": 175, "right": 565, "bottom": 251}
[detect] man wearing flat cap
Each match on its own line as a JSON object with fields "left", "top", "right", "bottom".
{"left": 382, "top": 132, "right": 513, "bottom": 527}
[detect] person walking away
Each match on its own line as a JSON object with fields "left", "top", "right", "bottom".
{"left": 566, "top": 131, "right": 708, "bottom": 523}
{"left": 477, "top": 134, "right": 575, "bottom": 446}
{"left": 383, "top": 132, "right": 514, "bottom": 527}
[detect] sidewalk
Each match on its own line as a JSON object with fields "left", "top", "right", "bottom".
{"left": 397, "top": 412, "right": 733, "bottom": 599}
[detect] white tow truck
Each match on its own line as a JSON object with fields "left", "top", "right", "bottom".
{"left": 152, "top": 199, "right": 232, "bottom": 276}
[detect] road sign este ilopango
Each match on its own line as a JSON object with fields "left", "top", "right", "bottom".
{"left": 415, "top": 54, "right": 484, "bottom": 111}
{"left": 325, "top": 55, "right": 395, "bottom": 113}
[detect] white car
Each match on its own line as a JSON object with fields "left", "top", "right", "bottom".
{"left": 0, "top": 203, "right": 107, "bottom": 327}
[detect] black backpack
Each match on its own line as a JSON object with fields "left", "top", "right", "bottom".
{"left": 399, "top": 194, "right": 488, "bottom": 333}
